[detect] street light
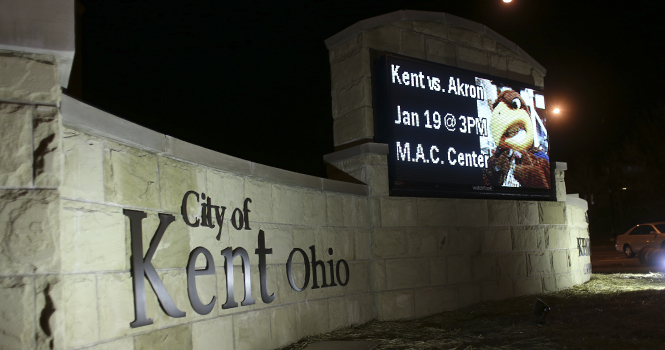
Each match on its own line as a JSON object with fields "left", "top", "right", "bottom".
{"left": 503, "top": 0, "right": 512, "bottom": 3}
{"left": 553, "top": 108, "right": 561, "bottom": 114}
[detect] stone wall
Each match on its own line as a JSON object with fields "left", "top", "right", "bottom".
{"left": 1, "top": 47, "right": 376, "bottom": 349}
{"left": 0, "top": 10, "right": 590, "bottom": 350}
{"left": 0, "top": 49, "right": 64, "bottom": 349}
{"left": 54, "top": 97, "right": 374, "bottom": 350}
{"left": 369, "top": 198, "right": 590, "bottom": 319}
{"left": 325, "top": 146, "right": 589, "bottom": 321}
{"left": 323, "top": 10, "right": 590, "bottom": 321}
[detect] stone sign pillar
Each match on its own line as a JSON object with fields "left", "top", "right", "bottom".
{"left": 323, "top": 10, "right": 549, "bottom": 196}
{"left": 0, "top": 49, "right": 64, "bottom": 349}
{"left": 1, "top": 1, "right": 73, "bottom": 347}
{"left": 323, "top": 11, "right": 582, "bottom": 321}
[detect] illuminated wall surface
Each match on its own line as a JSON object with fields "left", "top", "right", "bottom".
{"left": 0, "top": 9, "right": 589, "bottom": 350}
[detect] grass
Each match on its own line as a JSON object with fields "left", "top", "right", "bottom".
{"left": 280, "top": 273, "right": 665, "bottom": 350}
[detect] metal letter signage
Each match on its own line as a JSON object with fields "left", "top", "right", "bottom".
{"left": 220, "top": 246, "right": 255, "bottom": 309}
{"left": 186, "top": 247, "right": 217, "bottom": 315}
{"left": 286, "top": 248, "right": 310, "bottom": 292}
{"left": 577, "top": 238, "right": 590, "bottom": 257}
{"left": 124, "top": 209, "right": 186, "bottom": 328}
{"left": 285, "top": 246, "right": 349, "bottom": 292}
{"left": 255, "top": 230, "right": 275, "bottom": 303}
{"left": 125, "top": 191, "right": 351, "bottom": 328}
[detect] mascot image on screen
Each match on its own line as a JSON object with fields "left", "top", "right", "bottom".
{"left": 481, "top": 89, "right": 551, "bottom": 188}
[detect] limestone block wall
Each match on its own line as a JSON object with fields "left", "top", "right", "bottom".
{"left": 0, "top": 49, "right": 65, "bottom": 349}
{"left": 52, "top": 98, "right": 590, "bottom": 348}
{"left": 0, "top": 10, "right": 591, "bottom": 350}
{"left": 369, "top": 198, "right": 590, "bottom": 320}
{"left": 324, "top": 11, "right": 590, "bottom": 321}
{"left": 1, "top": 46, "right": 377, "bottom": 349}
{"left": 326, "top": 146, "right": 590, "bottom": 321}
{"left": 53, "top": 96, "right": 375, "bottom": 350}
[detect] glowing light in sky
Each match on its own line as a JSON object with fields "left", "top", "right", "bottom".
{"left": 553, "top": 108, "right": 561, "bottom": 114}
{"left": 503, "top": 0, "right": 512, "bottom": 3}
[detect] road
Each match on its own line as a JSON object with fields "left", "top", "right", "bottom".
{"left": 591, "top": 245, "right": 665, "bottom": 273}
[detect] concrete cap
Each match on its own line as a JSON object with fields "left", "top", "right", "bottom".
{"left": 323, "top": 143, "right": 389, "bottom": 164}
{"left": 325, "top": 10, "right": 546, "bottom": 76}
{"left": 60, "top": 94, "right": 369, "bottom": 196}
{"left": 555, "top": 161, "right": 567, "bottom": 171}
{"left": 0, "top": 0, "right": 75, "bottom": 88}
{"left": 566, "top": 194, "right": 588, "bottom": 211}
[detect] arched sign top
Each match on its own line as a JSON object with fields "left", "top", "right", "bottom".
{"left": 325, "top": 10, "right": 545, "bottom": 77}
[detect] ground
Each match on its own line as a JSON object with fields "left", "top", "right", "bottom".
{"left": 281, "top": 247, "right": 665, "bottom": 350}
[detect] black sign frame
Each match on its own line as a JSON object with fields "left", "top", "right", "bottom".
{"left": 372, "top": 52, "right": 556, "bottom": 201}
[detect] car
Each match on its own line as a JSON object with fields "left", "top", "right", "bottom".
{"left": 615, "top": 222, "right": 665, "bottom": 257}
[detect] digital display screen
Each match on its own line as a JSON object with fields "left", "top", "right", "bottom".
{"left": 373, "top": 53, "right": 555, "bottom": 200}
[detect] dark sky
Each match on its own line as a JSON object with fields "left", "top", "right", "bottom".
{"left": 75, "top": 0, "right": 663, "bottom": 178}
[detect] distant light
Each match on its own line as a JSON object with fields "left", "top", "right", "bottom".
{"left": 553, "top": 108, "right": 561, "bottom": 114}
{"left": 503, "top": 0, "right": 512, "bottom": 2}
{"left": 622, "top": 187, "right": 627, "bottom": 190}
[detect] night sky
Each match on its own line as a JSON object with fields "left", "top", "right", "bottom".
{"left": 74, "top": 0, "right": 665, "bottom": 236}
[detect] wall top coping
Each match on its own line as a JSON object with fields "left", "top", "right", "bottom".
{"left": 325, "top": 10, "right": 546, "bottom": 76}
{"left": 60, "top": 95, "right": 369, "bottom": 196}
{"left": 566, "top": 194, "right": 588, "bottom": 211}
{"left": 0, "top": 0, "right": 75, "bottom": 88}
{"left": 323, "top": 143, "right": 389, "bottom": 164}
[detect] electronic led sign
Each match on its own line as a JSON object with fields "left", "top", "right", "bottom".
{"left": 373, "top": 53, "right": 554, "bottom": 200}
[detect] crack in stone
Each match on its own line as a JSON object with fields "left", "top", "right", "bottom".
{"left": 33, "top": 115, "right": 56, "bottom": 128}
{"left": 6, "top": 280, "right": 26, "bottom": 289}
{"left": 62, "top": 206, "right": 113, "bottom": 215}
{"left": 33, "top": 133, "right": 56, "bottom": 179}
{"left": 3, "top": 64, "right": 31, "bottom": 90}
{"left": 107, "top": 150, "right": 117, "bottom": 195}
{"left": 139, "top": 181, "right": 155, "bottom": 200}
{"left": 38, "top": 283, "right": 56, "bottom": 349}
{"left": 0, "top": 51, "right": 55, "bottom": 65}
